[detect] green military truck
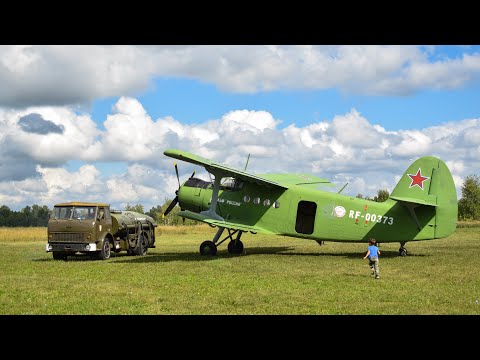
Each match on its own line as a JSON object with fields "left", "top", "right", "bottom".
{"left": 46, "top": 202, "right": 158, "bottom": 260}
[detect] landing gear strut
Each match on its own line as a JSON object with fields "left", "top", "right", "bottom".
{"left": 199, "top": 226, "right": 244, "bottom": 256}
{"left": 399, "top": 242, "right": 408, "bottom": 256}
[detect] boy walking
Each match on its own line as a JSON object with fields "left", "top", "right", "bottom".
{"left": 364, "top": 238, "right": 381, "bottom": 279}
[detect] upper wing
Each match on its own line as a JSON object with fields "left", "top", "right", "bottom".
{"left": 259, "top": 173, "right": 335, "bottom": 189}
{"left": 177, "top": 210, "right": 274, "bottom": 234}
{"left": 164, "top": 149, "right": 288, "bottom": 190}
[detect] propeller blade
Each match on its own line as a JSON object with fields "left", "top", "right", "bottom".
{"left": 163, "top": 196, "right": 178, "bottom": 217}
{"left": 174, "top": 162, "right": 180, "bottom": 188}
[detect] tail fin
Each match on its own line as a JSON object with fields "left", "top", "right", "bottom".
{"left": 390, "top": 156, "right": 458, "bottom": 238}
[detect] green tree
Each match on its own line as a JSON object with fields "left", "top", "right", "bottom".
{"left": 31, "top": 205, "right": 49, "bottom": 226}
{"left": 125, "top": 203, "right": 145, "bottom": 214}
{"left": 0, "top": 204, "right": 50, "bottom": 226}
{"left": 373, "top": 189, "right": 389, "bottom": 202}
{"left": 0, "top": 205, "right": 11, "bottom": 226}
{"left": 157, "top": 198, "right": 198, "bottom": 226}
{"left": 458, "top": 175, "right": 480, "bottom": 220}
{"left": 146, "top": 204, "right": 164, "bottom": 221}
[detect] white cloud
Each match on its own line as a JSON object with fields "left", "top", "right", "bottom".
{"left": 1, "top": 45, "right": 480, "bottom": 107}
{"left": 1, "top": 98, "right": 479, "bottom": 210}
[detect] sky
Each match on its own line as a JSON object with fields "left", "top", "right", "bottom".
{"left": 1, "top": 45, "right": 479, "bottom": 211}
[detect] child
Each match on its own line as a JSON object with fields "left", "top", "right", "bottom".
{"left": 364, "top": 238, "right": 381, "bottom": 279}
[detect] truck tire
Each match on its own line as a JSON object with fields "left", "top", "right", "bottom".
{"left": 52, "top": 251, "right": 67, "bottom": 260}
{"left": 133, "top": 234, "right": 148, "bottom": 256}
{"left": 97, "top": 238, "right": 111, "bottom": 260}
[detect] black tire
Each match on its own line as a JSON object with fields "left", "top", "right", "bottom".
{"left": 52, "top": 251, "right": 67, "bottom": 260}
{"left": 399, "top": 247, "right": 407, "bottom": 256}
{"left": 133, "top": 234, "right": 149, "bottom": 256}
{"left": 200, "top": 240, "right": 217, "bottom": 256}
{"left": 227, "top": 240, "right": 244, "bottom": 254}
{"left": 98, "top": 238, "right": 111, "bottom": 260}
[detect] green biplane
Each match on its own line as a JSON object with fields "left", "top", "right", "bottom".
{"left": 162, "top": 149, "right": 457, "bottom": 256}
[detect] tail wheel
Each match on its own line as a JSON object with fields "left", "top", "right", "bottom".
{"left": 200, "top": 240, "right": 217, "bottom": 256}
{"left": 98, "top": 238, "right": 111, "bottom": 260}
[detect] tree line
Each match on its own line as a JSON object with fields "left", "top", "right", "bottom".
{"left": 0, "top": 205, "right": 50, "bottom": 227}
{"left": 1, "top": 175, "right": 479, "bottom": 227}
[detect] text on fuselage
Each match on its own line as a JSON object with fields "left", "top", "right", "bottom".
{"left": 348, "top": 210, "right": 393, "bottom": 225}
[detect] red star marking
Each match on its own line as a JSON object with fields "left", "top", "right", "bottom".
{"left": 408, "top": 168, "right": 429, "bottom": 190}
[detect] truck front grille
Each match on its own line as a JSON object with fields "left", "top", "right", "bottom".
{"left": 51, "top": 232, "right": 84, "bottom": 243}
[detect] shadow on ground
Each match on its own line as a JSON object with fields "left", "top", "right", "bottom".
{"left": 34, "top": 246, "right": 426, "bottom": 263}
{"left": 111, "top": 247, "right": 426, "bottom": 263}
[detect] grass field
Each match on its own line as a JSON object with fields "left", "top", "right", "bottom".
{"left": 0, "top": 224, "right": 479, "bottom": 315}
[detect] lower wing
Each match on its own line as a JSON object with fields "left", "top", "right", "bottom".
{"left": 178, "top": 210, "right": 274, "bottom": 234}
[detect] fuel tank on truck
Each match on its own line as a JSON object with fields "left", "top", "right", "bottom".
{"left": 111, "top": 210, "right": 157, "bottom": 236}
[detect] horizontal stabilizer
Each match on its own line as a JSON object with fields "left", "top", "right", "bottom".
{"left": 389, "top": 196, "right": 438, "bottom": 207}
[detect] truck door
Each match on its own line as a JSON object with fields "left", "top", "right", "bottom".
{"left": 96, "top": 206, "right": 111, "bottom": 241}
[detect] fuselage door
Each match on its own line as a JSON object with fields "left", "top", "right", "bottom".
{"left": 295, "top": 200, "right": 317, "bottom": 235}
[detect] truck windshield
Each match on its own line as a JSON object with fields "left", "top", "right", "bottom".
{"left": 53, "top": 206, "right": 96, "bottom": 220}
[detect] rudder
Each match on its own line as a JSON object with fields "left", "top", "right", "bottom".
{"left": 390, "top": 156, "right": 457, "bottom": 238}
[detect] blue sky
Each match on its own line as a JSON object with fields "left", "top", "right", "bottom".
{"left": 1, "top": 45, "right": 479, "bottom": 211}
{"left": 92, "top": 76, "right": 480, "bottom": 131}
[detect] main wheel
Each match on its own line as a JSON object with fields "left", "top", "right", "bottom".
{"left": 399, "top": 247, "right": 407, "bottom": 256}
{"left": 227, "top": 240, "right": 244, "bottom": 254}
{"left": 133, "top": 234, "right": 148, "bottom": 256}
{"left": 200, "top": 240, "right": 217, "bottom": 256}
{"left": 52, "top": 251, "right": 67, "bottom": 260}
{"left": 97, "top": 238, "right": 111, "bottom": 260}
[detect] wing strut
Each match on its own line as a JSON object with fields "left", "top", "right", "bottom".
{"left": 200, "top": 169, "right": 226, "bottom": 221}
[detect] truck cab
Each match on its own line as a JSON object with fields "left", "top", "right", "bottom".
{"left": 46, "top": 202, "right": 157, "bottom": 260}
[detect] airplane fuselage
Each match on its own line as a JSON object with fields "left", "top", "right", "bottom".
{"left": 178, "top": 179, "right": 439, "bottom": 243}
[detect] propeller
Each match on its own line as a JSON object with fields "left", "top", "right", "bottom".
{"left": 162, "top": 163, "right": 196, "bottom": 220}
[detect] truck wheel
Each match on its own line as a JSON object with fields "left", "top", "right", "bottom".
{"left": 133, "top": 234, "right": 148, "bottom": 256}
{"left": 97, "top": 238, "right": 111, "bottom": 260}
{"left": 52, "top": 251, "right": 67, "bottom": 260}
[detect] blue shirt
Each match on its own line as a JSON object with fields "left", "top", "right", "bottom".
{"left": 367, "top": 245, "right": 379, "bottom": 259}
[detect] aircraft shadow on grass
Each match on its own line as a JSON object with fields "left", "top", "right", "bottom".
{"left": 33, "top": 246, "right": 426, "bottom": 263}
{"left": 109, "top": 247, "right": 426, "bottom": 264}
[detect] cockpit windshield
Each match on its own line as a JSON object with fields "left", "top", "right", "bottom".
{"left": 184, "top": 177, "right": 212, "bottom": 189}
{"left": 53, "top": 206, "right": 96, "bottom": 220}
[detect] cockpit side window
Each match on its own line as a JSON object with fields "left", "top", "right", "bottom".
{"left": 221, "top": 178, "right": 244, "bottom": 191}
